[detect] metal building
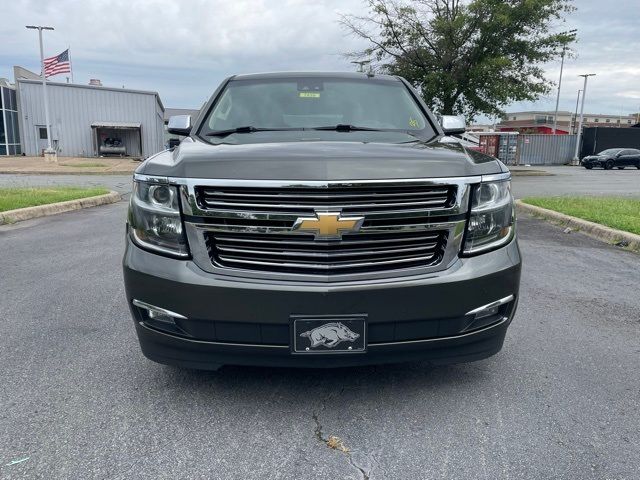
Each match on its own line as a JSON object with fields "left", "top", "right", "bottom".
{"left": 15, "top": 71, "right": 164, "bottom": 158}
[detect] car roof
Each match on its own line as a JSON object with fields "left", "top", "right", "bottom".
{"left": 231, "top": 71, "right": 400, "bottom": 82}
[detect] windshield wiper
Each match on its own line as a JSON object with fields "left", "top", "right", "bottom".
{"left": 206, "top": 126, "right": 301, "bottom": 137}
{"left": 312, "top": 124, "right": 382, "bottom": 132}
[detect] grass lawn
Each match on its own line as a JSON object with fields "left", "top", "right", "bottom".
{"left": 522, "top": 196, "right": 640, "bottom": 235}
{"left": 0, "top": 187, "right": 110, "bottom": 212}
{"left": 59, "top": 162, "right": 108, "bottom": 168}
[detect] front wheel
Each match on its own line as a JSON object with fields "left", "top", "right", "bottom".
{"left": 605, "top": 160, "right": 614, "bottom": 170}
{"left": 617, "top": 166, "right": 625, "bottom": 170}
{"left": 584, "top": 165, "right": 593, "bottom": 170}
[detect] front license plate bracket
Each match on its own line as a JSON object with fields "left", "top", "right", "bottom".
{"left": 292, "top": 314, "right": 367, "bottom": 354}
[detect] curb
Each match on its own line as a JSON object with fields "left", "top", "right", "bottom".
{"left": 515, "top": 200, "right": 640, "bottom": 252}
{"left": 0, "top": 191, "right": 122, "bottom": 225}
{"left": 509, "top": 169, "right": 554, "bottom": 177}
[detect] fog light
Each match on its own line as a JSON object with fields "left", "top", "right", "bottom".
{"left": 132, "top": 299, "right": 187, "bottom": 323}
{"left": 466, "top": 295, "right": 514, "bottom": 320}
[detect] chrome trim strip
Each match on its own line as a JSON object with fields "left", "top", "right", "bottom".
{"left": 171, "top": 175, "right": 482, "bottom": 187}
{"left": 133, "top": 173, "right": 169, "bottom": 184}
{"left": 133, "top": 299, "right": 188, "bottom": 320}
{"left": 200, "top": 188, "right": 450, "bottom": 199}
{"left": 211, "top": 233, "right": 441, "bottom": 246}
{"left": 218, "top": 254, "right": 438, "bottom": 270}
{"left": 480, "top": 172, "right": 511, "bottom": 183}
{"left": 369, "top": 316, "right": 509, "bottom": 347}
{"left": 461, "top": 225, "right": 515, "bottom": 256}
{"left": 465, "top": 295, "right": 515, "bottom": 316}
{"left": 191, "top": 220, "right": 461, "bottom": 235}
{"left": 130, "top": 229, "right": 191, "bottom": 259}
{"left": 201, "top": 198, "right": 450, "bottom": 210}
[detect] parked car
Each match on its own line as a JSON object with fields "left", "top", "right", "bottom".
{"left": 581, "top": 148, "right": 640, "bottom": 169}
{"left": 123, "top": 72, "right": 521, "bottom": 370}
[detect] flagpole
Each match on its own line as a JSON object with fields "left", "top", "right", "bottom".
{"left": 26, "top": 25, "right": 56, "bottom": 161}
{"left": 68, "top": 46, "right": 74, "bottom": 83}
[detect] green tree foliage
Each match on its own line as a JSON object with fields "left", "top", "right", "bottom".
{"left": 341, "top": 0, "right": 576, "bottom": 121}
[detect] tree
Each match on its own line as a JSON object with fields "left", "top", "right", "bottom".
{"left": 341, "top": 0, "right": 576, "bottom": 121}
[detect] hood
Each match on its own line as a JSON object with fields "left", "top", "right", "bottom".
{"left": 140, "top": 138, "right": 504, "bottom": 180}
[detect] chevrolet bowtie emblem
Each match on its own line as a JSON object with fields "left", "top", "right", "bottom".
{"left": 293, "top": 212, "right": 364, "bottom": 239}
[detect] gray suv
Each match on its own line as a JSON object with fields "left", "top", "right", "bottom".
{"left": 123, "top": 72, "right": 521, "bottom": 369}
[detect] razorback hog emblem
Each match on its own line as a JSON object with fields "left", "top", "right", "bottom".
{"left": 300, "top": 322, "right": 360, "bottom": 349}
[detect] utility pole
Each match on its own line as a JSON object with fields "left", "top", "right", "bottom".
{"left": 572, "top": 74, "right": 596, "bottom": 165}
{"left": 552, "top": 29, "right": 576, "bottom": 135}
{"left": 26, "top": 25, "right": 56, "bottom": 162}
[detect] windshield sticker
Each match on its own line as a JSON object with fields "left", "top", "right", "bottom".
{"left": 299, "top": 92, "right": 321, "bottom": 98}
{"left": 409, "top": 117, "right": 419, "bottom": 128}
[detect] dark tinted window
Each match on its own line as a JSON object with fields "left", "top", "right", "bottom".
{"left": 597, "top": 148, "right": 623, "bottom": 155}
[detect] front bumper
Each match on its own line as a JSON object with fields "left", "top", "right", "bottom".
{"left": 123, "top": 237, "right": 521, "bottom": 369}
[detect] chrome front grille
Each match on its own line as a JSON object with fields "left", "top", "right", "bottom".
{"left": 204, "top": 230, "right": 447, "bottom": 275}
{"left": 195, "top": 184, "right": 456, "bottom": 213}
{"left": 180, "top": 178, "right": 475, "bottom": 282}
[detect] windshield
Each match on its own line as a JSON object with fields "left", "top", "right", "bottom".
{"left": 597, "top": 149, "right": 623, "bottom": 155}
{"left": 199, "top": 76, "right": 435, "bottom": 142}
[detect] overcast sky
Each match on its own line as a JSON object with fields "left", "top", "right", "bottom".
{"left": 1, "top": 0, "right": 638, "bottom": 121}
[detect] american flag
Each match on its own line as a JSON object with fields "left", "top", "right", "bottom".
{"left": 44, "top": 49, "right": 71, "bottom": 78}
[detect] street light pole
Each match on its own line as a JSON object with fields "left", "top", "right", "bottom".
{"left": 571, "top": 89, "right": 582, "bottom": 134}
{"left": 553, "top": 47, "right": 567, "bottom": 135}
{"left": 572, "top": 74, "right": 596, "bottom": 165}
{"left": 26, "top": 25, "right": 55, "bottom": 161}
{"left": 552, "top": 29, "right": 576, "bottom": 135}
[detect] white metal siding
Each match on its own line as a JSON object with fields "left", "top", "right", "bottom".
{"left": 17, "top": 80, "right": 164, "bottom": 158}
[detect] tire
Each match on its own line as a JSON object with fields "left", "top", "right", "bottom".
{"left": 617, "top": 166, "right": 624, "bottom": 170}
{"left": 584, "top": 165, "right": 593, "bottom": 170}
{"left": 605, "top": 160, "right": 614, "bottom": 170}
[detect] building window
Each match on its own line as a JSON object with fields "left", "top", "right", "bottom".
{"left": 617, "top": 119, "right": 620, "bottom": 123}
{"left": 512, "top": 116, "right": 516, "bottom": 121}
{"left": 605, "top": 119, "right": 610, "bottom": 123}
{"left": 0, "top": 86, "right": 20, "bottom": 156}
{"left": 594, "top": 118, "right": 599, "bottom": 122}
{"left": 628, "top": 120, "right": 633, "bottom": 124}
{"left": 39, "top": 127, "right": 48, "bottom": 140}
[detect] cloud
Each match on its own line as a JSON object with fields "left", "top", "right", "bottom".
{"left": 1, "top": 0, "right": 638, "bottom": 116}
{"left": 0, "top": 0, "right": 368, "bottom": 106}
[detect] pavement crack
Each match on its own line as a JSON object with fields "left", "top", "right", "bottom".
{"left": 311, "top": 386, "right": 374, "bottom": 480}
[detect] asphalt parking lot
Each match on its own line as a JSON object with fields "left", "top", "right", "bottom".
{"left": 1, "top": 169, "right": 639, "bottom": 479}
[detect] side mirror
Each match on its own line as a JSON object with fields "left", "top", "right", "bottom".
{"left": 167, "top": 115, "right": 192, "bottom": 136}
{"left": 439, "top": 115, "right": 466, "bottom": 135}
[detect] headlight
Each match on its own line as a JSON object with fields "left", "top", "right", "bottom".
{"left": 128, "top": 181, "right": 189, "bottom": 257}
{"left": 462, "top": 178, "right": 515, "bottom": 255}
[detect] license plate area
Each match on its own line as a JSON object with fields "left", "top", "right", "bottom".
{"left": 292, "top": 315, "right": 367, "bottom": 354}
